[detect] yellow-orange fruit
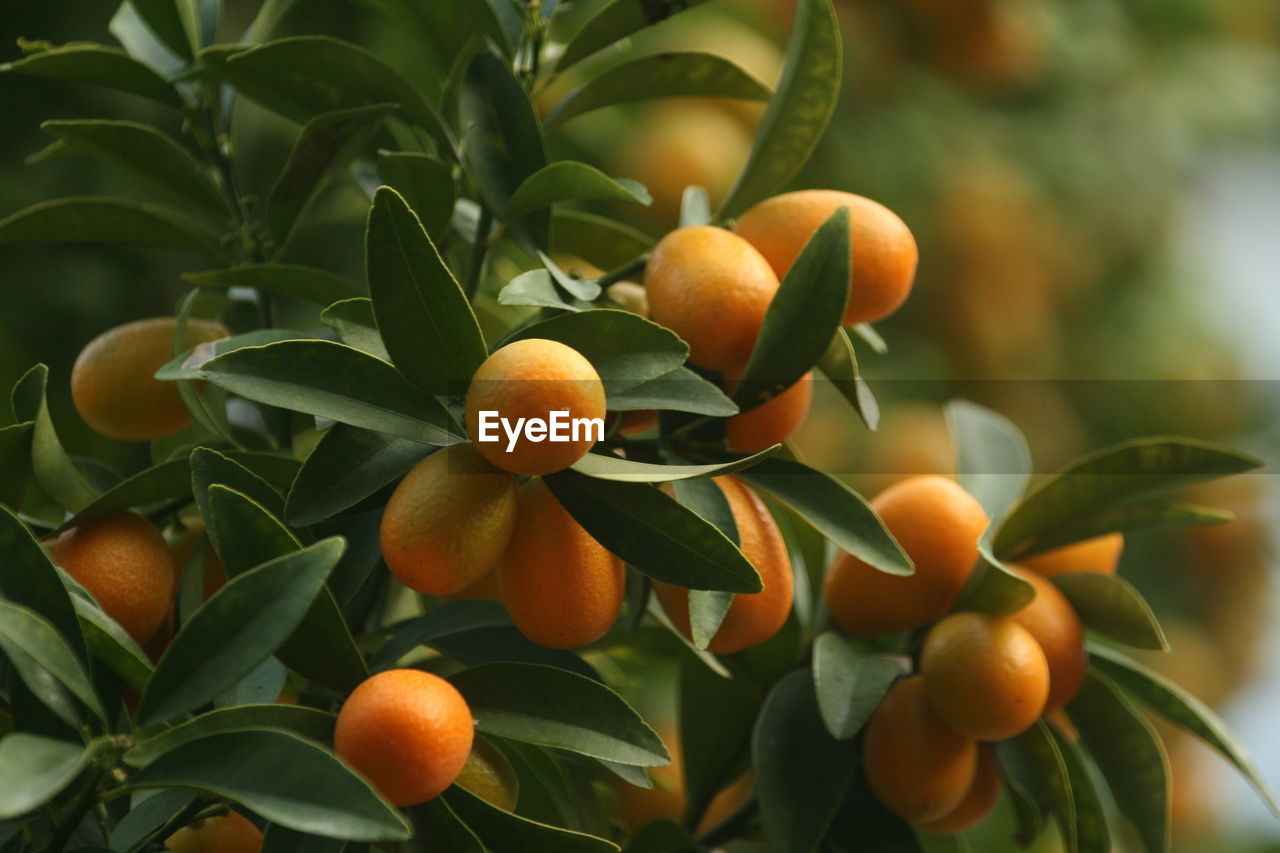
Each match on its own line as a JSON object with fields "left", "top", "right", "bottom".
{"left": 1020, "top": 533, "right": 1124, "bottom": 578}
{"left": 644, "top": 226, "right": 780, "bottom": 371}
{"left": 921, "top": 613, "right": 1050, "bottom": 742}
{"left": 464, "top": 339, "right": 606, "bottom": 476}
{"left": 823, "top": 476, "right": 987, "bottom": 635}
{"left": 51, "top": 511, "right": 174, "bottom": 644}
{"left": 918, "top": 745, "right": 1002, "bottom": 834}
{"left": 498, "top": 479, "right": 624, "bottom": 649}
{"left": 733, "top": 190, "right": 918, "bottom": 326}
{"left": 725, "top": 370, "right": 813, "bottom": 453}
{"left": 1008, "top": 566, "right": 1086, "bottom": 711}
{"left": 864, "top": 676, "right": 978, "bottom": 823}
{"left": 380, "top": 444, "right": 518, "bottom": 596}
{"left": 164, "top": 810, "right": 262, "bottom": 852}
{"left": 72, "top": 317, "right": 228, "bottom": 441}
{"left": 652, "top": 477, "right": 793, "bottom": 654}
{"left": 455, "top": 737, "right": 519, "bottom": 812}
{"left": 334, "top": 669, "right": 474, "bottom": 807}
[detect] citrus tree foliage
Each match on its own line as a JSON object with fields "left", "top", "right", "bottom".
{"left": 0, "top": 1, "right": 1274, "bottom": 852}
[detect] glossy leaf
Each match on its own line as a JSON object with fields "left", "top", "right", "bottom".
{"left": 606, "top": 366, "right": 737, "bottom": 416}
{"left": 673, "top": 478, "right": 737, "bottom": 649}
{"left": 946, "top": 399, "right": 1030, "bottom": 523}
{"left": 569, "top": 448, "right": 775, "bottom": 484}
{"left": 157, "top": 330, "right": 306, "bottom": 382}
{"left": 286, "top": 425, "right": 430, "bottom": 527}
{"left": 552, "top": 210, "right": 653, "bottom": 270}
{"left": 192, "top": 447, "right": 287, "bottom": 523}
{"left": 127, "top": 704, "right": 336, "bottom": 767}
{"left": 0, "top": 43, "right": 182, "bottom": 107}
{"left": 0, "top": 734, "right": 89, "bottom": 820}
{"left": 444, "top": 785, "right": 618, "bottom": 853}
{"left": 320, "top": 298, "right": 389, "bottom": 360}
{"left": 0, "top": 600, "right": 103, "bottom": 723}
{"left": 0, "top": 504, "right": 86, "bottom": 661}
{"left": 816, "top": 328, "right": 879, "bottom": 430}
{"left": 505, "top": 162, "right": 650, "bottom": 220}
{"left": 0, "top": 197, "right": 226, "bottom": 260}
{"left": 557, "top": 0, "right": 711, "bottom": 71}
{"left": 1017, "top": 500, "right": 1235, "bottom": 558}
{"left": 184, "top": 265, "right": 363, "bottom": 307}
{"left": 812, "top": 632, "right": 905, "bottom": 740}
{"left": 1054, "top": 573, "right": 1168, "bottom": 650}
{"left": 378, "top": 151, "right": 455, "bottom": 238}
{"left": 952, "top": 545, "right": 1036, "bottom": 616}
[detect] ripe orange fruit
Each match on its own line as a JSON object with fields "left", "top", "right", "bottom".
{"left": 380, "top": 444, "right": 518, "bottom": 596}
{"left": 823, "top": 476, "right": 987, "bottom": 635}
{"left": 864, "top": 676, "right": 978, "bottom": 823}
{"left": 1020, "top": 533, "right": 1124, "bottom": 578}
{"left": 164, "top": 810, "right": 262, "bottom": 852}
{"left": 652, "top": 477, "right": 793, "bottom": 654}
{"left": 733, "top": 190, "right": 918, "bottom": 326}
{"left": 920, "top": 612, "right": 1050, "bottom": 741}
{"left": 644, "top": 226, "right": 780, "bottom": 372}
{"left": 455, "top": 737, "right": 519, "bottom": 812}
{"left": 72, "top": 317, "right": 228, "bottom": 441}
{"left": 724, "top": 370, "right": 813, "bottom": 453}
{"left": 1008, "top": 565, "right": 1086, "bottom": 711}
{"left": 50, "top": 511, "right": 174, "bottom": 644}
{"left": 918, "top": 744, "right": 1002, "bottom": 834}
{"left": 498, "top": 479, "right": 625, "bottom": 649}
{"left": 334, "top": 669, "right": 474, "bottom": 807}
{"left": 464, "top": 339, "right": 607, "bottom": 476}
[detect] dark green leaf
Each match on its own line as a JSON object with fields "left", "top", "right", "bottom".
{"left": 952, "top": 546, "right": 1035, "bottom": 616}
{"left": 0, "top": 197, "right": 226, "bottom": 260}
{"left": 718, "top": 0, "right": 842, "bottom": 218}
{"left": 0, "top": 43, "right": 182, "bottom": 107}
{"left": 261, "top": 824, "right": 350, "bottom": 853}
{"left": 408, "top": 797, "right": 484, "bottom": 853}
{"left": 1054, "top": 573, "right": 1168, "bottom": 650}
{"left": 184, "top": 265, "right": 363, "bottom": 307}
{"left": 286, "top": 425, "right": 429, "bottom": 527}
{"left": 570, "top": 449, "right": 774, "bottom": 484}
{"left": 606, "top": 367, "right": 737, "bottom": 416}
{"left": 0, "top": 504, "right": 86, "bottom": 660}
{"left": 0, "top": 600, "right": 103, "bottom": 724}
{"left": 504, "top": 162, "right": 651, "bottom": 220}
{"left": 1011, "top": 721, "right": 1076, "bottom": 853}
{"left": 946, "top": 400, "right": 1030, "bottom": 522}
{"left": 215, "top": 654, "right": 288, "bottom": 708}
{"left": 444, "top": 784, "right": 618, "bottom": 852}
{"left": 673, "top": 479, "right": 737, "bottom": 649}
{"left": 556, "top": 0, "right": 711, "bottom": 71}
{"left": 370, "top": 600, "right": 511, "bottom": 672}
{"left": 73, "top": 594, "right": 153, "bottom": 691}
{"left": 192, "top": 447, "right": 286, "bottom": 522}
{"left": 622, "top": 820, "right": 697, "bottom": 853}
{"left": 815, "top": 328, "right": 879, "bottom": 430}
{"left": 127, "top": 704, "right": 336, "bottom": 767}
{"left": 129, "top": 0, "right": 196, "bottom": 59}
{"left": 156, "top": 329, "right": 306, "bottom": 382}
{"left": 1051, "top": 728, "right": 1112, "bottom": 853}
{"left": 679, "top": 659, "right": 759, "bottom": 822}
{"left": 1017, "top": 500, "right": 1235, "bottom": 558}
{"left": 552, "top": 210, "right": 653, "bottom": 270}
{"left": 26, "top": 363, "right": 97, "bottom": 513}
{"left": 366, "top": 186, "right": 487, "bottom": 396}
{"left": 0, "top": 422, "right": 33, "bottom": 508}
{"left": 320, "top": 298, "right": 389, "bottom": 360}
{"left": 56, "top": 459, "right": 191, "bottom": 531}
{"left": 0, "top": 734, "right": 89, "bottom": 820}
{"left": 378, "top": 151, "right": 455, "bottom": 238}
{"left": 108, "top": 790, "right": 195, "bottom": 852}
{"left": 811, "top": 632, "right": 904, "bottom": 740}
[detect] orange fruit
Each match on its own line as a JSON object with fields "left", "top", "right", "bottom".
{"left": 442, "top": 568, "right": 503, "bottom": 603}
{"left": 72, "top": 317, "right": 228, "bottom": 441}
{"left": 644, "top": 226, "right": 780, "bottom": 371}
{"left": 652, "top": 477, "right": 793, "bottom": 654}
{"left": 918, "top": 744, "right": 1002, "bottom": 834}
{"left": 455, "top": 736, "right": 519, "bottom": 812}
{"left": 733, "top": 190, "right": 918, "bottom": 326}
{"left": 920, "top": 612, "right": 1050, "bottom": 742}
{"left": 380, "top": 444, "right": 518, "bottom": 595}
{"left": 1020, "top": 533, "right": 1124, "bottom": 578}
{"left": 823, "top": 476, "right": 987, "bottom": 635}
{"left": 334, "top": 669, "right": 474, "bottom": 807}
{"left": 164, "top": 810, "right": 262, "bottom": 852}
{"left": 50, "top": 511, "right": 174, "bottom": 644}
{"left": 1008, "top": 565, "right": 1086, "bottom": 711}
{"left": 864, "top": 676, "right": 978, "bottom": 823}
{"left": 724, "top": 370, "right": 813, "bottom": 453}
{"left": 498, "top": 479, "right": 625, "bottom": 649}
{"left": 464, "top": 339, "right": 607, "bottom": 476}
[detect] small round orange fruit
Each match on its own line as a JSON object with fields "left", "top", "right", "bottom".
{"left": 652, "top": 477, "right": 793, "bottom": 655}
{"left": 918, "top": 744, "right": 1002, "bottom": 834}
{"left": 724, "top": 370, "right": 813, "bottom": 453}
{"left": 733, "top": 190, "right": 918, "bottom": 326}
{"left": 334, "top": 669, "right": 474, "bottom": 807}
{"left": 164, "top": 810, "right": 262, "bottom": 852}
{"left": 51, "top": 511, "right": 174, "bottom": 644}
{"left": 72, "top": 317, "right": 228, "bottom": 441}
{"left": 644, "top": 226, "right": 780, "bottom": 371}
{"left": 1008, "top": 565, "right": 1086, "bottom": 711}
{"left": 824, "top": 476, "right": 987, "bottom": 635}
{"left": 380, "top": 444, "right": 518, "bottom": 596}
{"left": 1020, "top": 533, "right": 1124, "bottom": 578}
{"left": 498, "top": 479, "right": 625, "bottom": 649}
{"left": 464, "top": 339, "right": 606, "bottom": 476}
{"left": 920, "top": 613, "right": 1050, "bottom": 742}
{"left": 864, "top": 676, "right": 978, "bottom": 823}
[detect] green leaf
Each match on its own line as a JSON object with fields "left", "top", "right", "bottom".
{"left": 73, "top": 594, "right": 153, "bottom": 691}
{"left": 754, "top": 669, "right": 858, "bottom": 852}
{"left": 0, "top": 734, "right": 89, "bottom": 820}
{"left": 192, "top": 447, "right": 287, "bottom": 522}
{"left": 184, "top": 265, "right": 363, "bottom": 307}
{"left": 606, "top": 367, "right": 737, "bottom": 416}
{"left": 679, "top": 659, "right": 759, "bottom": 822}
{"left": 1017, "top": 500, "right": 1235, "bottom": 558}
{"left": 546, "top": 51, "right": 771, "bottom": 129}
{"left": 673, "top": 479, "right": 737, "bottom": 650}
{"left": 498, "top": 269, "right": 580, "bottom": 312}
{"left": 450, "top": 662, "right": 669, "bottom": 766}
{"left": 156, "top": 329, "right": 305, "bottom": 383}
{"left": 408, "top": 797, "right": 485, "bottom": 853}
{"left": 994, "top": 437, "right": 1261, "bottom": 559}
{"left": 215, "top": 655, "right": 287, "bottom": 708}
{"left": 507, "top": 309, "right": 688, "bottom": 396}
{"left": 718, "top": 0, "right": 842, "bottom": 218}
{"left": 137, "top": 539, "right": 343, "bottom": 726}
{"left": 109, "top": 790, "right": 196, "bottom": 852}
{"left": 56, "top": 459, "right": 191, "bottom": 531}
{"left": 556, "top": 0, "right": 712, "bottom": 71}
{"left": 1053, "top": 573, "right": 1167, "bottom": 651}
{"left": 552, "top": 210, "right": 653, "bottom": 270}
{"left": 1010, "top": 721, "right": 1076, "bottom": 853}
{"left": 812, "top": 632, "right": 905, "bottom": 740}
{"left": 366, "top": 186, "right": 488, "bottom": 396}
{"left": 1051, "top": 728, "right": 1112, "bottom": 853}
{"left": 201, "top": 340, "right": 460, "bottom": 446}
{"left": 541, "top": 252, "right": 604, "bottom": 301}
{"left": 946, "top": 400, "right": 1031, "bottom": 523}
{"left": 320, "top": 298, "right": 389, "bottom": 360}
{"left": 269, "top": 104, "right": 394, "bottom": 247}
{"left": 504, "top": 162, "right": 651, "bottom": 220}
{"left": 127, "top": 704, "right": 335, "bottom": 767}
{"left": 129, "top": 0, "right": 196, "bottom": 59}
{"left": 0, "top": 43, "right": 182, "bottom": 107}
{"left": 0, "top": 197, "right": 226, "bottom": 260}
{"left": 128, "top": 729, "right": 411, "bottom": 841}
{"left": 0, "top": 504, "right": 86, "bottom": 660}
{"left": 952, "top": 545, "right": 1035, "bottom": 617}
{"left": 1070, "top": 673, "right": 1169, "bottom": 853}
{"left": 733, "top": 207, "right": 849, "bottom": 412}
{"left": 25, "top": 363, "right": 98, "bottom": 513}
{"left": 735, "top": 457, "right": 910, "bottom": 576}
{"left": 569, "top": 449, "right": 775, "bottom": 483}
{"left": 444, "top": 785, "right": 618, "bottom": 852}
{"left": 37, "top": 120, "right": 226, "bottom": 216}
{"left": 260, "top": 824, "right": 351, "bottom": 853}
{"left": 0, "top": 422, "right": 33, "bottom": 508}
{"left": 286, "top": 425, "right": 429, "bottom": 527}
{"left": 1088, "top": 645, "right": 1279, "bottom": 815}
{"left": 545, "top": 470, "right": 762, "bottom": 593}
{"left": 815, "top": 328, "right": 879, "bottom": 430}
{"left": 378, "top": 151, "right": 455, "bottom": 238}
{"left": 0, "top": 600, "right": 104, "bottom": 724}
